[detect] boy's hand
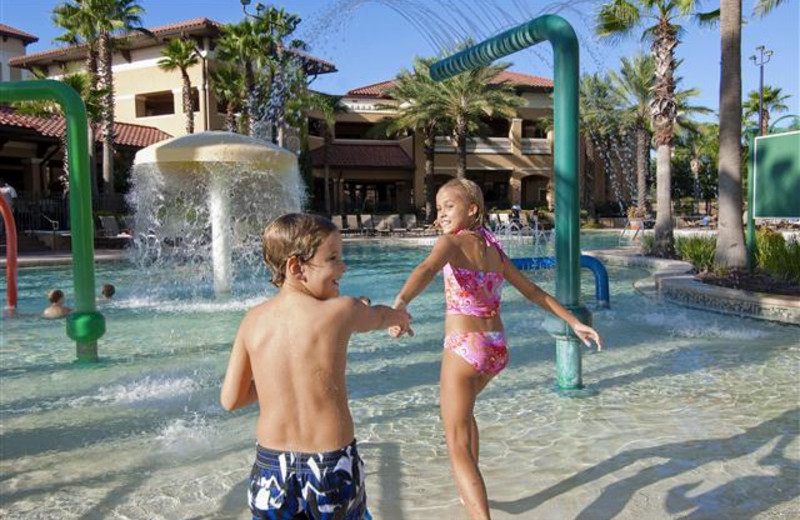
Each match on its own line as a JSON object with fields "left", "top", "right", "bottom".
{"left": 572, "top": 322, "right": 603, "bottom": 351}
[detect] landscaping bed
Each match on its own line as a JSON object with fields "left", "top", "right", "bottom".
{"left": 697, "top": 269, "right": 800, "bottom": 297}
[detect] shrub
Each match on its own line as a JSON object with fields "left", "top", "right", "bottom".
{"left": 757, "top": 229, "right": 800, "bottom": 283}
{"left": 675, "top": 235, "right": 717, "bottom": 273}
{"left": 640, "top": 233, "right": 655, "bottom": 255}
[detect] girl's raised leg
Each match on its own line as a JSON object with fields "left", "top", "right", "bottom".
{"left": 440, "top": 350, "right": 494, "bottom": 520}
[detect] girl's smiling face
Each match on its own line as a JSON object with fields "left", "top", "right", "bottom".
{"left": 436, "top": 186, "right": 477, "bottom": 234}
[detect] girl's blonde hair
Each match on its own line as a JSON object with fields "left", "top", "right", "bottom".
{"left": 439, "top": 178, "right": 487, "bottom": 229}
{"left": 262, "top": 213, "right": 338, "bottom": 287}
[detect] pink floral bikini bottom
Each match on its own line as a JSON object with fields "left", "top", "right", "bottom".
{"left": 444, "top": 331, "right": 509, "bottom": 376}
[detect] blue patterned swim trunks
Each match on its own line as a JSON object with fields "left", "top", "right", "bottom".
{"left": 248, "top": 439, "right": 367, "bottom": 520}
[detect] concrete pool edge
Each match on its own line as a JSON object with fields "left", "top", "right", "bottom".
{"left": 586, "top": 248, "right": 800, "bottom": 325}
{"left": 0, "top": 249, "right": 127, "bottom": 268}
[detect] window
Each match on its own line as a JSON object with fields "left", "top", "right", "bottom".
{"left": 136, "top": 91, "right": 175, "bottom": 117}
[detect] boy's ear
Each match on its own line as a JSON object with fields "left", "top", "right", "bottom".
{"left": 468, "top": 203, "right": 478, "bottom": 218}
{"left": 286, "top": 256, "right": 305, "bottom": 281}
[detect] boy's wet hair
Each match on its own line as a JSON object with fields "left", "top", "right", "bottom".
{"left": 101, "top": 283, "right": 115, "bottom": 298}
{"left": 48, "top": 289, "right": 64, "bottom": 303}
{"left": 439, "top": 178, "right": 487, "bottom": 228}
{"left": 262, "top": 213, "right": 338, "bottom": 287}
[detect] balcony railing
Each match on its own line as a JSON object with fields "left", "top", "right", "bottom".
{"left": 521, "top": 138, "right": 550, "bottom": 155}
{"left": 434, "top": 136, "right": 551, "bottom": 155}
{"left": 435, "top": 136, "right": 512, "bottom": 154}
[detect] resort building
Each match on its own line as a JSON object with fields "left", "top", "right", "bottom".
{"left": 307, "top": 71, "right": 583, "bottom": 215}
{"left": 0, "top": 23, "right": 37, "bottom": 82}
{"left": 3, "top": 15, "right": 610, "bottom": 233}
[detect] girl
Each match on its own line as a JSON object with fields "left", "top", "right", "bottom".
{"left": 391, "top": 179, "right": 602, "bottom": 520}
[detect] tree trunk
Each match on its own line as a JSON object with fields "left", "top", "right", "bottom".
{"left": 455, "top": 116, "right": 467, "bottom": 179}
{"left": 182, "top": 71, "right": 194, "bottom": 134}
{"left": 244, "top": 63, "right": 255, "bottom": 137}
{"left": 424, "top": 129, "right": 436, "bottom": 224}
{"left": 654, "top": 144, "right": 673, "bottom": 255}
{"left": 99, "top": 32, "right": 115, "bottom": 194}
{"left": 225, "top": 105, "right": 236, "bottom": 132}
{"left": 636, "top": 125, "right": 650, "bottom": 216}
{"left": 715, "top": 0, "right": 746, "bottom": 268}
{"left": 323, "top": 130, "right": 331, "bottom": 215}
{"left": 761, "top": 108, "right": 769, "bottom": 136}
{"left": 650, "top": 19, "right": 678, "bottom": 256}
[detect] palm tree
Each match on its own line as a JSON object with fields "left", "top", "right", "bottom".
{"left": 715, "top": 0, "right": 746, "bottom": 268}
{"left": 679, "top": 123, "right": 718, "bottom": 213}
{"left": 436, "top": 56, "right": 523, "bottom": 178}
{"left": 743, "top": 86, "right": 790, "bottom": 136}
{"left": 596, "top": 0, "right": 707, "bottom": 255}
{"left": 609, "top": 54, "right": 654, "bottom": 217}
{"left": 158, "top": 38, "right": 199, "bottom": 135}
{"left": 308, "top": 93, "right": 346, "bottom": 214}
{"left": 753, "top": 0, "right": 789, "bottom": 16}
{"left": 580, "top": 73, "right": 628, "bottom": 214}
{"left": 54, "top": 0, "right": 145, "bottom": 195}
{"left": 52, "top": 2, "right": 99, "bottom": 91}
{"left": 210, "top": 66, "right": 245, "bottom": 132}
{"left": 382, "top": 57, "right": 445, "bottom": 223}
{"left": 217, "top": 20, "right": 267, "bottom": 137}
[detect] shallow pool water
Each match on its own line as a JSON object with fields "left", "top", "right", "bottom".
{"left": 1, "top": 235, "right": 797, "bottom": 519}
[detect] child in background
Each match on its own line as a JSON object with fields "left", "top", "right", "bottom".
{"left": 42, "top": 289, "right": 71, "bottom": 318}
{"left": 221, "top": 213, "right": 409, "bottom": 520}
{"left": 98, "top": 283, "right": 115, "bottom": 302}
{"left": 390, "top": 179, "right": 602, "bottom": 520}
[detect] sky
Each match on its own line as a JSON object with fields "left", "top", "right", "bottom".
{"left": 1, "top": 0, "right": 798, "bottom": 125}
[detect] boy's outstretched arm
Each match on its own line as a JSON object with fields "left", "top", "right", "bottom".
{"left": 393, "top": 235, "right": 456, "bottom": 309}
{"left": 347, "top": 297, "right": 411, "bottom": 334}
{"left": 221, "top": 324, "right": 258, "bottom": 411}
{"left": 504, "top": 261, "right": 603, "bottom": 350}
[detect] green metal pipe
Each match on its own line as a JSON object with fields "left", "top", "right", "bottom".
{"left": 0, "top": 80, "right": 105, "bottom": 361}
{"left": 431, "top": 15, "right": 589, "bottom": 392}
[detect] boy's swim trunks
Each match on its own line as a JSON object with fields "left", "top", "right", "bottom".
{"left": 249, "top": 439, "right": 367, "bottom": 520}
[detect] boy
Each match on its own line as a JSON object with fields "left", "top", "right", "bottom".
{"left": 42, "top": 289, "right": 71, "bottom": 318}
{"left": 221, "top": 213, "right": 409, "bottom": 520}
{"left": 99, "top": 283, "right": 115, "bottom": 302}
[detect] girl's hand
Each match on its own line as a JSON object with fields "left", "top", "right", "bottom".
{"left": 572, "top": 322, "right": 603, "bottom": 351}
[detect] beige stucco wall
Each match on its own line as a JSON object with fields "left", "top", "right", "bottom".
{"left": 35, "top": 43, "right": 215, "bottom": 137}
{"left": 1, "top": 37, "right": 29, "bottom": 82}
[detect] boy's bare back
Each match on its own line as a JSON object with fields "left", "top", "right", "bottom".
{"left": 222, "top": 217, "right": 409, "bottom": 454}
{"left": 239, "top": 292, "right": 361, "bottom": 452}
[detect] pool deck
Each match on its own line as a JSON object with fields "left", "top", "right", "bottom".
{"left": 0, "top": 249, "right": 127, "bottom": 268}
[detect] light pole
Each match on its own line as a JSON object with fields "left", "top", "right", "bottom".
{"left": 749, "top": 45, "right": 773, "bottom": 136}
{"left": 240, "top": 0, "right": 267, "bottom": 20}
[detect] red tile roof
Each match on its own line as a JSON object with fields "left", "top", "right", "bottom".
{"left": 347, "top": 70, "right": 553, "bottom": 98}
{"left": 311, "top": 142, "right": 414, "bottom": 169}
{"left": 0, "top": 23, "right": 38, "bottom": 44}
{"left": 9, "top": 17, "right": 335, "bottom": 74}
{"left": 0, "top": 106, "right": 171, "bottom": 148}
{"left": 10, "top": 18, "right": 220, "bottom": 67}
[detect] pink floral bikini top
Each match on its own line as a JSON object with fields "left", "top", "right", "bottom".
{"left": 443, "top": 227, "right": 505, "bottom": 318}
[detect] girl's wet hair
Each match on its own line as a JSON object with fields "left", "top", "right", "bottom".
{"left": 439, "top": 178, "right": 487, "bottom": 228}
{"left": 262, "top": 213, "right": 338, "bottom": 287}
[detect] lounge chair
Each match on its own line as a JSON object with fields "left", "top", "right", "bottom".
{"left": 331, "top": 215, "right": 344, "bottom": 231}
{"left": 360, "top": 214, "right": 375, "bottom": 236}
{"left": 345, "top": 214, "right": 360, "bottom": 235}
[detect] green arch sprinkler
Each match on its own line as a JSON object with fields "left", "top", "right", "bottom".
{"left": 0, "top": 80, "right": 105, "bottom": 362}
{"left": 431, "top": 15, "right": 593, "bottom": 395}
